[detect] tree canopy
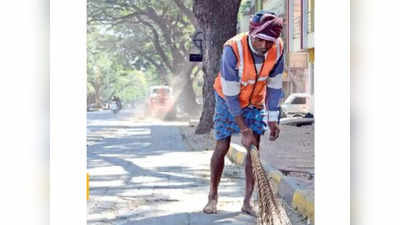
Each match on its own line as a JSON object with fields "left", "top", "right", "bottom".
{"left": 87, "top": 27, "right": 153, "bottom": 105}
{"left": 87, "top": 0, "right": 201, "bottom": 112}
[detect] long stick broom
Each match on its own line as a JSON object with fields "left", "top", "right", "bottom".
{"left": 249, "top": 144, "right": 292, "bottom": 225}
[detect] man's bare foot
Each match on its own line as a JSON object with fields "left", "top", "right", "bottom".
{"left": 203, "top": 199, "right": 217, "bottom": 214}
{"left": 241, "top": 204, "right": 257, "bottom": 217}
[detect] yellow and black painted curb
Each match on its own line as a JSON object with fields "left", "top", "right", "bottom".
{"left": 226, "top": 143, "right": 314, "bottom": 224}
{"left": 87, "top": 173, "right": 89, "bottom": 200}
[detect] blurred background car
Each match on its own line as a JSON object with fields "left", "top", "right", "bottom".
{"left": 145, "top": 85, "right": 177, "bottom": 119}
{"left": 280, "top": 93, "right": 313, "bottom": 118}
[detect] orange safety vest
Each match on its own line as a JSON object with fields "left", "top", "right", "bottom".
{"left": 214, "top": 32, "right": 283, "bottom": 109}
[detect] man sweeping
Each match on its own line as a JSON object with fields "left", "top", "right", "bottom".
{"left": 203, "top": 10, "right": 284, "bottom": 216}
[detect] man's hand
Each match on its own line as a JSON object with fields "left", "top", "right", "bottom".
{"left": 241, "top": 128, "right": 258, "bottom": 149}
{"left": 267, "top": 121, "right": 280, "bottom": 141}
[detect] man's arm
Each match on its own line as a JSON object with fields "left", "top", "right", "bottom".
{"left": 265, "top": 53, "right": 284, "bottom": 140}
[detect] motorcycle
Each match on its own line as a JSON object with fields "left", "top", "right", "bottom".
{"left": 110, "top": 101, "right": 120, "bottom": 114}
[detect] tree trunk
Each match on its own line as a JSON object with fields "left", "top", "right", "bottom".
{"left": 95, "top": 86, "right": 102, "bottom": 107}
{"left": 193, "top": 0, "right": 241, "bottom": 134}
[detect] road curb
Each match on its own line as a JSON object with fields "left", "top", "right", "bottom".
{"left": 226, "top": 143, "right": 314, "bottom": 224}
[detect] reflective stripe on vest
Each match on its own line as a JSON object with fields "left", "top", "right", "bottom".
{"left": 236, "top": 39, "right": 245, "bottom": 80}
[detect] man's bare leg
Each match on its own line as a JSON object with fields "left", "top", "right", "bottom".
{"left": 241, "top": 134, "right": 260, "bottom": 217}
{"left": 203, "top": 136, "right": 231, "bottom": 214}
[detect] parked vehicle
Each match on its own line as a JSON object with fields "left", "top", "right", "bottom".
{"left": 145, "top": 85, "right": 176, "bottom": 119}
{"left": 280, "top": 93, "right": 313, "bottom": 118}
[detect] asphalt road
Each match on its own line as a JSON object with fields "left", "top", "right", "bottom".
{"left": 87, "top": 109, "right": 308, "bottom": 225}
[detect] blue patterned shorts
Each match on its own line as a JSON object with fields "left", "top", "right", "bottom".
{"left": 214, "top": 92, "right": 267, "bottom": 140}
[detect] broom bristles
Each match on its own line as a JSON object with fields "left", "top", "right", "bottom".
{"left": 249, "top": 145, "right": 292, "bottom": 225}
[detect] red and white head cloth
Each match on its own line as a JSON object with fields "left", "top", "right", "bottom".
{"left": 249, "top": 11, "right": 283, "bottom": 42}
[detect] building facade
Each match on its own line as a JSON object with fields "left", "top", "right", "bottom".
{"left": 286, "top": 0, "right": 314, "bottom": 113}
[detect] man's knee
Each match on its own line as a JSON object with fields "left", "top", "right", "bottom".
{"left": 214, "top": 137, "right": 231, "bottom": 156}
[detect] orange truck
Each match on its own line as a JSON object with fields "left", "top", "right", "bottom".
{"left": 145, "top": 85, "right": 177, "bottom": 119}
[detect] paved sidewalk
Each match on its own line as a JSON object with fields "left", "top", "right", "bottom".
{"left": 181, "top": 120, "right": 314, "bottom": 176}
{"left": 231, "top": 124, "right": 314, "bottom": 176}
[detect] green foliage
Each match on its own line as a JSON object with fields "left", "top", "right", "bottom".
{"left": 87, "top": 0, "right": 202, "bottom": 109}
{"left": 88, "top": 0, "right": 197, "bottom": 76}
{"left": 87, "top": 27, "right": 153, "bottom": 104}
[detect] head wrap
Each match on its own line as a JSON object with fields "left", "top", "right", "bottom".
{"left": 249, "top": 10, "right": 283, "bottom": 42}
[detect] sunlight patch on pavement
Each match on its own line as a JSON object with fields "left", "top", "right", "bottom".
{"left": 158, "top": 171, "right": 206, "bottom": 180}
{"left": 87, "top": 211, "right": 116, "bottom": 222}
{"left": 129, "top": 176, "right": 166, "bottom": 184}
{"left": 89, "top": 166, "right": 127, "bottom": 176}
{"left": 117, "top": 128, "right": 151, "bottom": 136}
{"left": 102, "top": 142, "right": 151, "bottom": 150}
{"left": 90, "top": 180, "right": 124, "bottom": 188}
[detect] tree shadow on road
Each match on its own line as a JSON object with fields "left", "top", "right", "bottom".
{"left": 87, "top": 124, "right": 188, "bottom": 160}
{"left": 87, "top": 123, "right": 252, "bottom": 223}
